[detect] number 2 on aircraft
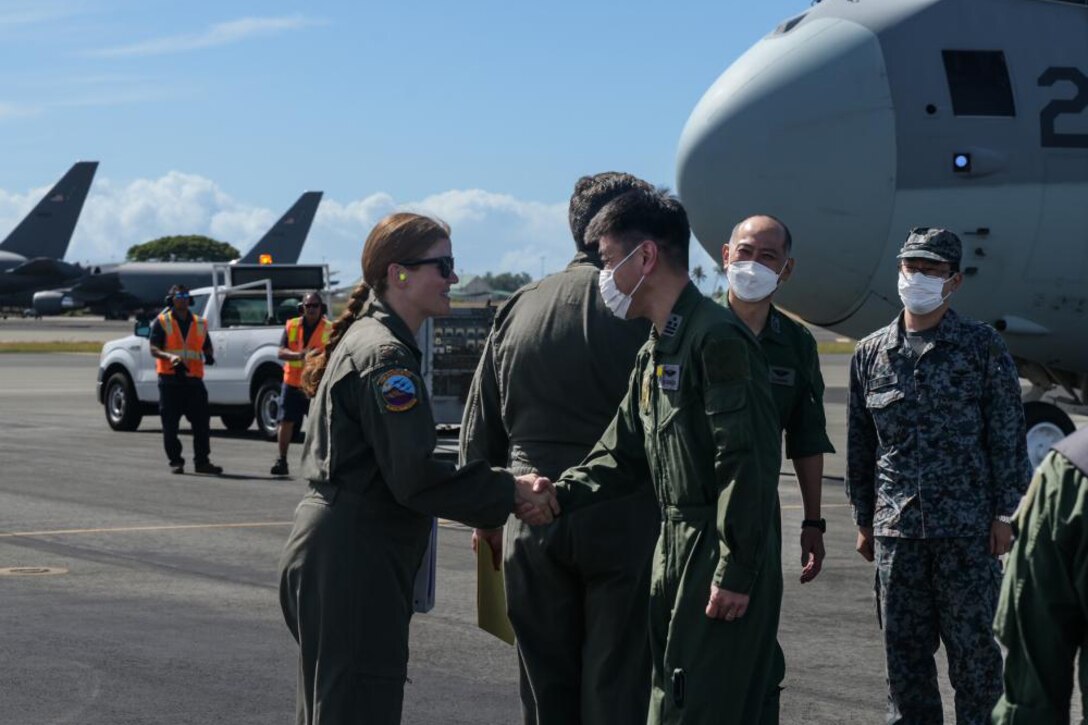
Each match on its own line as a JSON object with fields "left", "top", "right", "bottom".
{"left": 1039, "top": 66, "right": 1088, "bottom": 149}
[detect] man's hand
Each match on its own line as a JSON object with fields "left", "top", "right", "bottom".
{"left": 472, "top": 528, "right": 504, "bottom": 571}
{"left": 800, "top": 527, "right": 825, "bottom": 583}
{"left": 513, "top": 474, "right": 559, "bottom": 526}
{"left": 989, "top": 519, "right": 1013, "bottom": 556}
{"left": 706, "top": 585, "right": 750, "bottom": 621}
{"left": 856, "top": 526, "right": 874, "bottom": 562}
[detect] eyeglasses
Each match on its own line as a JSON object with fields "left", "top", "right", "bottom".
{"left": 174, "top": 293, "right": 190, "bottom": 301}
{"left": 400, "top": 256, "right": 455, "bottom": 279}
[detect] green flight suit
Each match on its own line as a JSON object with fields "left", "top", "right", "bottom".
{"left": 556, "top": 283, "right": 783, "bottom": 725}
{"left": 727, "top": 300, "right": 836, "bottom": 702}
{"left": 992, "top": 428, "right": 1088, "bottom": 725}
{"left": 278, "top": 297, "right": 515, "bottom": 725}
{"left": 739, "top": 303, "right": 834, "bottom": 463}
{"left": 460, "top": 251, "right": 659, "bottom": 725}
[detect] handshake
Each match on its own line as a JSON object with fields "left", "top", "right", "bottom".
{"left": 513, "top": 473, "right": 560, "bottom": 526}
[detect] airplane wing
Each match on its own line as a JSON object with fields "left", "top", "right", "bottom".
{"left": 0, "top": 161, "right": 99, "bottom": 260}
{"left": 238, "top": 191, "right": 323, "bottom": 264}
{"left": 5, "top": 257, "right": 84, "bottom": 281}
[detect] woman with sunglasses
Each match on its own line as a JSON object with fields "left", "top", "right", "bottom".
{"left": 277, "top": 212, "right": 558, "bottom": 725}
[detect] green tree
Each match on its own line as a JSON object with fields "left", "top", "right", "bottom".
{"left": 482, "top": 272, "right": 532, "bottom": 292}
{"left": 126, "top": 235, "right": 241, "bottom": 262}
{"left": 691, "top": 264, "right": 707, "bottom": 290}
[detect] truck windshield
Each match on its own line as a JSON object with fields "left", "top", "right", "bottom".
{"left": 219, "top": 294, "right": 313, "bottom": 327}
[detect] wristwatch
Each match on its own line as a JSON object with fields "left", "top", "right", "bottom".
{"left": 994, "top": 515, "right": 1014, "bottom": 525}
{"left": 801, "top": 518, "right": 826, "bottom": 533}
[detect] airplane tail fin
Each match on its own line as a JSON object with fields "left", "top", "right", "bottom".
{"left": 0, "top": 161, "right": 99, "bottom": 260}
{"left": 239, "top": 191, "right": 323, "bottom": 264}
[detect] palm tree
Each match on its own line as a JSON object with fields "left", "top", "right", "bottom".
{"left": 691, "top": 265, "right": 706, "bottom": 290}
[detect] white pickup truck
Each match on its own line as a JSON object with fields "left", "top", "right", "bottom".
{"left": 97, "top": 264, "right": 331, "bottom": 439}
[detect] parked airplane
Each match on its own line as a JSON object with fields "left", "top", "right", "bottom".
{"left": 0, "top": 161, "right": 99, "bottom": 308}
{"left": 33, "top": 190, "right": 323, "bottom": 319}
{"left": 676, "top": 0, "right": 1088, "bottom": 466}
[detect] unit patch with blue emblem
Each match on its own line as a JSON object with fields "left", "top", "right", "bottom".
{"left": 376, "top": 368, "right": 419, "bottom": 413}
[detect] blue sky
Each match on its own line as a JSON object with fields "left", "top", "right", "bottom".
{"left": 0, "top": 0, "right": 806, "bottom": 280}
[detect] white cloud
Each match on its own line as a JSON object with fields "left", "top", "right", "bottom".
{"left": 0, "top": 171, "right": 721, "bottom": 287}
{"left": 0, "top": 1, "right": 85, "bottom": 27}
{"left": 89, "top": 15, "right": 322, "bottom": 58}
{"left": 0, "top": 102, "right": 42, "bottom": 120}
{"left": 0, "top": 172, "right": 573, "bottom": 280}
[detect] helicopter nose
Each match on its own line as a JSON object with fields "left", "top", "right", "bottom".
{"left": 677, "top": 16, "right": 896, "bottom": 325}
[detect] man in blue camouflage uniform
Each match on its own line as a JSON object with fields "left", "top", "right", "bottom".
{"left": 846, "top": 228, "right": 1031, "bottom": 724}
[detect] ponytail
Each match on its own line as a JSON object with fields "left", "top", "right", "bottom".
{"left": 302, "top": 281, "right": 371, "bottom": 397}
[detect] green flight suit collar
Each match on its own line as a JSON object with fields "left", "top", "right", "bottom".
{"left": 651, "top": 281, "right": 757, "bottom": 354}
{"left": 361, "top": 295, "right": 423, "bottom": 362}
{"left": 568, "top": 248, "right": 603, "bottom": 270}
{"left": 722, "top": 296, "right": 790, "bottom": 348}
{"left": 884, "top": 307, "right": 967, "bottom": 353}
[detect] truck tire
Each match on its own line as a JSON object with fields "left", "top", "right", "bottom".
{"left": 104, "top": 371, "right": 142, "bottom": 431}
{"left": 254, "top": 378, "right": 281, "bottom": 441}
{"left": 221, "top": 410, "right": 254, "bottom": 431}
{"left": 1024, "top": 401, "right": 1076, "bottom": 469}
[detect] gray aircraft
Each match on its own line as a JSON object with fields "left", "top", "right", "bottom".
{"left": 0, "top": 161, "right": 99, "bottom": 308}
{"left": 33, "top": 190, "right": 323, "bottom": 319}
{"left": 676, "top": 0, "right": 1088, "bottom": 466}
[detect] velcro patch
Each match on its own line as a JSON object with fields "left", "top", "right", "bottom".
{"left": 376, "top": 368, "right": 419, "bottom": 412}
{"left": 769, "top": 366, "right": 796, "bottom": 386}
{"left": 657, "top": 363, "right": 681, "bottom": 391}
{"left": 702, "top": 338, "right": 750, "bottom": 384}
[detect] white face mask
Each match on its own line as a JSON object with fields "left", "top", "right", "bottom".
{"left": 598, "top": 244, "right": 647, "bottom": 320}
{"left": 898, "top": 270, "right": 951, "bottom": 314}
{"left": 726, "top": 260, "right": 785, "bottom": 302}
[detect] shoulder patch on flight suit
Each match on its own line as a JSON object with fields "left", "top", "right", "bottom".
{"left": 662, "top": 314, "right": 683, "bottom": 337}
{"left": 769, "top": 366, "right": 795, "bottom": 386}
{"left": 377, "top": 343, "right": 405, "bottom": 363}
{"left": 702, "top": 338, "right": 749, "bottom": 384}
{"left": 375, "top": 368, "right": 419, "bottom": 412}
{"left": 657, "top": 364, "right": 681, "bottom": 391}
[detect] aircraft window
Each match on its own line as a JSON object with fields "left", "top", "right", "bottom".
{"left": 942, "top": 50, "right": 1016, "bottom": 117}
{"left": 773, "top": 13, "right": 807, "bottom": 35}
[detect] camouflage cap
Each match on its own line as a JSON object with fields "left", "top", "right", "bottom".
{"left": 897, "top": 227, "right": 961, "bottom": 265}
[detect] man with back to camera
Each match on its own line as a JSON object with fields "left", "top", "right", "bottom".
{"left": 549, "top": 187, "right": 784, "bottom": 724}
{"left": 271, "top": 291, "right": 329, "bottom": 476}
{"left": 846, "top": 227, "right": 1031, "bottom": 724}
{"left": 148, "top": 284, "right": 223, "bottom": 475}
{"left": 459, "top": 172, "right": 659, "bottom": 724}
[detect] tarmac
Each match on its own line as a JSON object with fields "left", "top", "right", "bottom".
{"left": 0, "top": 348, "right": 1081, "bottom": 724}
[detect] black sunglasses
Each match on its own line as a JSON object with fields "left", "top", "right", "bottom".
{"left": 400, "top": 256, "right": 455, "bottom": 279}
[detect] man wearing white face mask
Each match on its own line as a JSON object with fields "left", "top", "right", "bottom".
{"left": 846, "top": 227, "right": 1031, "bottom": 724}
{"left": 721, "top": 216, "right": 835, "bottom": 589}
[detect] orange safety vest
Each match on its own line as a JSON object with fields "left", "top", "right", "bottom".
{"left": 155, "top": 311, "right": 208, "bottom": 378}
{"left": 283, "top": 316, "right": 330, "bottom": 388}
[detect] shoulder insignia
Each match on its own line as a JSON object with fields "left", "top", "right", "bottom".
{"left": 377, "top": 343, "right": 406, "bottom": 363}
{"left": 702, "top": 337, "right": 750, "bottom": 384}
{"left": 657, "top": 363, "right": 682, "bottom": 391}
{"left": 376, "top": 368, "right": 419, "bottom": 412}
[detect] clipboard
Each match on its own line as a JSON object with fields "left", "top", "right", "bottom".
{"left": 476, "top": 538, "right": 515, "bottom": 645}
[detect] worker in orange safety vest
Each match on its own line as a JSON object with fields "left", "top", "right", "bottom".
{"left": 271, "top": 291, "right": 330, "bottom": 476}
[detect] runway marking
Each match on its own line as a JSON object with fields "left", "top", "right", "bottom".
{"left": 0, "top": 519, "right": 469, "bottom": 539}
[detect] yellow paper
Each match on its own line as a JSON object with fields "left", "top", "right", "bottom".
{"left": 476, "top": 539, "right": 515, "bottom": 645}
